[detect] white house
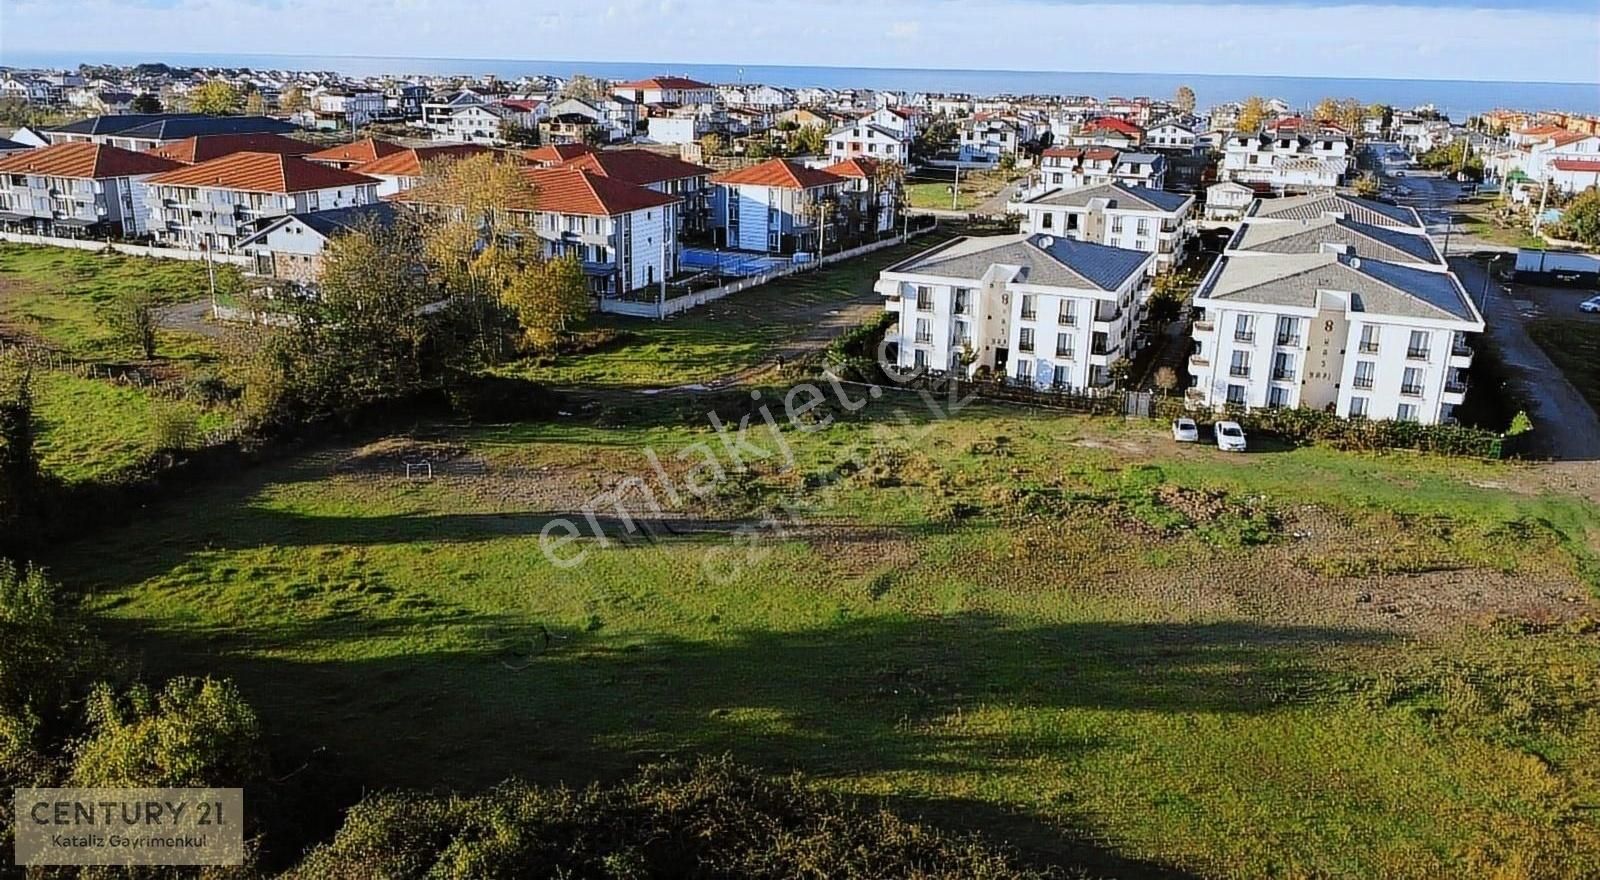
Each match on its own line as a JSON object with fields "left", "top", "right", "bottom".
{"left": 1145, "top": 118, "right": 1200, "bottom": 152}
{"left": 1065, "top": 117, "right": 1143, "bottom": 150}
{"left": 1188, "top": 250, "right": 1482, "bottom": 423}
{"left": 312, "top": 89, "right": 384, "bottom": 128}
{"left": 0, "top": 142, "right": 183, "bottom": 238}
{"left": 1220, "top": 131, "right": 1352, "bottom": 191}
{"left": 1010, "top": 181, "right": 1195, "bottom": 275}
{"left": 1030, "top": 146, "right": 1119, "bottom": 195}
{"left": 959, "top": 117, "right": 1028, "bottom": 163}
{"left": 1225, "top": 215, "right": 1445, "bottom": 270}
{"left": 420, "top": 91, "right": 527, "bottom": 144}
{"left": 826, "top": 121, "right": 909, "bottom": 164}
{"left": 1243, "top": 192, "right": 1425, "bottom": 230}
{"left": 236, "top": 202, "right": 398, "bottom": 284}
{"left": 875, "top": 233, "right": 1154, "bottom": 388}
{"left": 612, "top": 76, "right": 718, "bottom": 107}
{"left": 709, "top": 158, "right": 847, "bottom": 254}
{"left": 823, "top": 156, "right": 901, "bottom": 235}
{"left": 143, "top": 152, "right": 380, "bottom": 252}
{"left": 1203, "top": 181, "right": 1256, "bottom": 221}
{"left": 1108, "top": 152, "right": 1166, "bottom": 189}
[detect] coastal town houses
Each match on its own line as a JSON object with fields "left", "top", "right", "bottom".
{"left": 539, "top": 96, "right": 638, "bottom": 145}
{"left": 611, "top": 76, "right": 718, "bottom": 108}
{"left": 875, "top": 233, "right": 1154, "bottom": 388}
{"left": 0, "top": 142, "right": 183, "bottom": 239}
{"left": 420, "top": 91, "right": 537, "bottom": 145}
{"left": 1144, "top": 118, "right": 1200, "bottom": 153}
{"left": 821, "top": 157, "right": 901, "bottom": 236}
{"left": 303, "top": 138, "right": 407, "bottom": 170}
{"left": 1186, "top": 193, "right": 1477, "bottom": 423}
{"left": 826, "top": 120, "right": 910, "bottom": 165}
{"left": 143, "top": 152, "right": 380, "bottom": 252}
{"left": 1031, "top": 146, "right": 1119, "bottom": 194}
{"left": 709, "top": 158, "right": 847, "bottom": 255}
{"left": 43, "top": 113, "right": 299, "bottom": 151}
{"left": 345, "top": 143, "right": 491, "bottom": 196}
{"left": 559, "top": 148, "right": 716, "bottom": 235}
{"left": 237, "top": 202, "right": 399, "bottom": 284}
{"left": 959, "top": 117, "right": 1031, "bottom": 164}
{"left": 148, "top": 133, "right": 319, "bottom": 165}
{"left": 1489, "top": 126, "right": 1600, "bottom": 191}
{"left": 1065, "top": 117, "right": 1144, "bottom": 150}
{"left": 1009, "top": 181, "right": 1195, "bottom": 275}
{"left": 1202, "top": 180, "right": 1256, "bottom": 221}
{"left": 1109, "top": 152, "right": 1167, "bottom": 190}
{"left": 1219, "top": 129, "right": 1353, "bottom": 192}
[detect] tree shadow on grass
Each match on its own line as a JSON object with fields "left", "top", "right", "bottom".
{"left": 110, "top": 611, "right": 1380, "bottom": 878}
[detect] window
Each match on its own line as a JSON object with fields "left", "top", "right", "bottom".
{"left": 1018, "top": 328, "right": 1035, "bottom": 353}
{"left": 1271, "top": 352, "right": 1294, "bottom": 381}
{"left": 1020, "top": 295, "right": 1036, "bottom": 321}
{"left": 1275, "top": 316, "right": 1300, "bottom": 346}
{"left": 1234, "top": 314, "right": 1255, "bottom": 343}
{"left": 1352, "top": 361, "right": 1375, "bottom": 390}
{"left": 1040, "top": 212, "right": 1053, "bottom": 229}
{"left": 913, "top": 348, "right": 928, "bottom": 369}
{"left": 1055, "top": 332, "right": 1073, "bottom": 358}
{"left": 915, "top": 318, "right": 932, "bottom": 344}
{"left": 1350, "top": 396, "right": 1369, "bottom": 418}
{"left": 1051, "top": 369, "right": 1070, "bottom": 390}
{"left": 954, "top": 288, "right": 971, "bottom": 314}
{"left": 1229, "top": 350, "right": 1251, "bottom": 378}
{"left": 1401, "top": 367, "right": 1424, "bottom": 397}
{"left": 1407, "top": 330, "right": 1430, "bottom": 360}
{"left": 1359, "top": 325, "right": 1380, "bottom": 354}
{"left": 1136, "top": 218, "right": 1149, "bottom": 236}
{"left": 1226, "top": 384, "right": 1246, "bottom": 405}
{"left": 1110, "top": 216, "right": 1124, "bottom": 233}
{"left": 955, "top": 320, "right": 972, "bottom": 345}
{"left": 1016, "top": 359, "right": 1033, "bottom": 381}
{"left": 916, "top": 286, "right": 933, "bottom": 311}
{"left": 1058, "top": 300, "right": 1076, "bottom": 325}
{"left": 1268, "top": 386, "right": 1290, "bottom": 408}
{"left": 1397, "top": 403, "right": 1419, "bottom": 422}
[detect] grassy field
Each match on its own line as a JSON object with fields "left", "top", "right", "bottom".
{"left": 1526, "top": 317, "right": 1600, "bottom": 414}
{"left": 31, "top": 372, "right": 234, "bottom": 484}
{"left": 906, "top": 170, "right": 1018, "bottom": 212}
{"left": 1452, "top": 202, "right": 1548, "bottom": 251}
{"left": 52, "top": 399, "right": 1600, "bottom": 878}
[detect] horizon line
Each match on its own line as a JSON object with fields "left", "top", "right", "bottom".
{"left": 3, "top": 48, "right": 1596, "bottom": 90}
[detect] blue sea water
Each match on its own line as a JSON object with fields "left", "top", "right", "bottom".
{"left": 3, "top": 49, "right": 1596, "bottom": 119}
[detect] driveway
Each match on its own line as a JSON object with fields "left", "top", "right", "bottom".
{"left": 1450, "top": 256, "right": 1600, "bottom": 461}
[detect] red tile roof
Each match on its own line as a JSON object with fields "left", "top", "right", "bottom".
{"left": 1549, "top": 130, "right": 1594, "bottom": 147}
{"left": 148, "top": 133, "right": 318, "bottom": 164}
{"left": 524, "top": 143, "right": 596, "bottom": 166}
{"left": 1552, "top": 159, "right": 1600, "bottom": 172}
{"left": 821, "top": 157, "right": 881, "bottom": 179}
{"left": 521, "top": 166, "right": 679, "bottom": 216}
{"left": 1043, "top": 146, "right": 1118, "bottom": 161}
{"left": 613, "top": 76, "right": 714, "bottom": 92}
{"left": 145, "top": 152, "right": 378, "bottom": 193}
{"left": 304, "top": 138, "right": 407, "bottom": 167}
{"left": 560, "top": 148, "right": 711, "bottom": 186}
{"left": 0, "top": 142, "right": 183, "bottom": 179}
{"left": 355, "top": 144, "right": 493, "bottom": 178}
{"left": 1086, "top": 116, "right": 1143, "bottom": 136}
{"left": 711, "top": 158, "right": 845, "bottom": 190}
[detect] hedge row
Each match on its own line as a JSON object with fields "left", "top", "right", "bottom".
{"left": 1152, "top": 397, "right": 1512, "bottom": 458}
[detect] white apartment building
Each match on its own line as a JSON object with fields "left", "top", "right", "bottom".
{"left": 1188, "top": 229, "right": 1483, "bottom": 423}
{"left": 1010, "top": 181, "right": 1195, "bottom": 275}
{"left": 1109, "top": 152, "right": 1166, "bottom": 189}
{"left": 143, "top": 152, "right": 380, "bottom": 251}
{"left": 1028, "top": 147, "right": 1118, "bottom": 195}
{"left": 1145, "top": 119, "right": 1199, "bottom": 152}
{"left": 0, "top": 142, "right": 182, "bottom": 238}
{"left": 959, "top": 118, "right": 1029, "bottom": 163}
{"left": 1203, "top": 181, "right": 1255, "bottom": 221}
{"left": 1243, "top": 192, "right": 1425, "bottom": 230}
{"left": 313, "top": 89, "right": 384, "bottom": 128}
{"left": 826, "top": 122, "right": 909, "bottom": 164}
{"left": 1220, "top": 131, "right": 1352, "bottom": 191}
{"left": 612, "top": 76, "right": 718, "bottom": 107}
{"left": 876, "top": 233, "right": 1154, "bottom": 389}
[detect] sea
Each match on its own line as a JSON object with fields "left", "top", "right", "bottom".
{"left": 3, "top": 49, "right": 1597, "bottom": 120}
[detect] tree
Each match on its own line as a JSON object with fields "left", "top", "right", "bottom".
{"left": 111, "top": 289, "right": 160, "bottom": 359}
{"left": 1334, "top": 99, "right": 1367, "bottom": 138}
{"left": 130, "top": 92, "right": 162, "bottom": 114}
{"left": 998, "top": 152, "right": 1018, "bottom": 174}
{"left": 72, "top": 677, "right": 265, "bottom": 789}
{"left": 1154, "top": 366, "right": 1179, "bottom": 396}
{"left": 1554, "top": 186, "right": 1600, "bottom": 246}
{"left": 243, "top": 89, "right": 266, "bottom": 116}
{"left": 0, "top": 354, "right": 37, "bottom": 555}
{"left": 792, "top": 123, "right": 827, "bottom": 156}
{"left": 699, "top": 132, "right": 725, "bottom": 158}
{"left": 0, "top": 561, "right": 93, "bottom": 788}
{"left": 1174, "top": 85, "right": 1196, "bottom": 115}
{"left": 1235, "top": 96, "right": 1269, "bottom": 133}
{"left": 501, "top": 252, "right": 590, "bottom": 349}
{"left": 1108, "top": 356, "right": 1133, "bottom": 388}
{"left": 189, "top": 80, "right": 241, "bottom": 115}
{"left": 1314, "top": 97, "right": 1340, "bottom": 125}
{"left": 561, "top": 73, "right": 609, "bottom": 102}
{"left": 1355, "top": 171, "right": 1382, "bottom": 198}
{"left": 279, "top": 85, "right": 308, "bottom": 114}
{"left": 501, "top": 121, "right": 539, "bottom": 146}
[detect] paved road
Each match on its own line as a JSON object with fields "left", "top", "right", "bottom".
{"left": 1450, "top": 256, "right": 1600, "bottom": 461}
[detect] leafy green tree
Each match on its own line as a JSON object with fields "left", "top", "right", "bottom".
{"left": 501, "top": 252, "right": 591, "bottom": 350}
{"left": 0, "top": 561, "right": 91, "bottom": 787}
{"left": 1553, "top": 186, "right": 1600, "bottom": 246}
{"left": 111, "top": 288, "right": 160, "bottom": 359}
{"left": 188, "top": 80, "right": 241, "bottom": 115}
{"left": 72, "top": 677, "right": 265, "bottom": 788}
{"left": 0, "top": 354, "right": 38, "bottom": 554}
{"left": 278, "top": 84, "right": 308, "bottom": 114}
{"left": 501, "top": 120, "right": 539, "bottom": 146}
{"left": 1355, "top": 171, "right": 1382, "bottom": 198}
{"left": 1235, "top": 96, "right": 1269, "bottom": 133}
{"left": 243, "top": 89, "right": 266, "bottom": 116}
{"left": 1174, "top": 85, "right": 1196, "bottom": 115}
{"left": 699, "top": 132, "right": 725, "bottom": 158}
{"left": 130, "top": 93, "right": 162, "bottom": 113}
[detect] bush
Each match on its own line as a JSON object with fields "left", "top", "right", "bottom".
{"left": 150, "top": 401, "right": 201, "bottom": 452}
{"left": 1154, "top": 398, "right": 1506, "bottom": 458}
{"left": 289, "top": 755, "right": 1063, "bottom": 880}
{"left": 446, "top": 374, "right": 565, "bottom": 423}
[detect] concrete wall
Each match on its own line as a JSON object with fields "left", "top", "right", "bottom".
{"left": 0, "top": 231, "right": 255, "bottom": 265}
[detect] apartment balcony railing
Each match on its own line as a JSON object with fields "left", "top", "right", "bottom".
{"left": 1276, "top": 334, "right": 1301, "bottom": 347}
{"left": 1020, "top": 309, "right": 1037, "bottom": 321}
{"left": 1400, "top": 384, "right": 1425, "bottom": 397}
{"left": 1189, "top": 354, "right": 1210, "bottom": 367}
{"left": 1018, "top": 341, "right": 1035, "bottom": 353}
{"left": 915, "top": 301, "right": 933, "bottom": 312}
{"left": 1234, "top": 331, "right": 1256, "bottom": 343}
{"left": 1193, "top": 319, "right": 1214, "bottom": 331}
{"left": 1229, "top": 366, "right": 1251, "bottom": 378}
{"left": 1406, "top": 347, "right": 1430, "bottom": 360}
{"left": 1351, "top": 377, "right": 1374, "bottom": 390}
{"left": 915, "top": 333, "right": 933, "bottom": 344}
{"left": 1272, "top": 370, "right": 1296, "bottom": 382}
{"left": 1452, "top": 340, "right": 1474, "bottom": 358}
{"left": 1055, "top": 348, "right": 1075, "bottom": 360}
{"left": 1358, "top": 342, "right": 1380, "bottom": 354}
{"left": 1057, "top": 314, "right": 1077, "bottom": 326}
{"left": 1445, "top": 378, "right": 1469, "bottom": 394}
{"left": 1096, "top": 308, "right": 1124, "bottom": 324}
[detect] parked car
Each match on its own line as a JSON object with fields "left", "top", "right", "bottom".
{"left": 1215, "top": 421, "right": 1247, "bottom": 452}
{"left": 1580, "top": 295, "right": 1600, "bottom": 314}
{"left": 1172, "top": 418, "right": 1199, "bottom": 442}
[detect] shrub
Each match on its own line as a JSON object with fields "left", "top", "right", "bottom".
{"left": 150, "top": 401, "right": 201, "bottom": 452}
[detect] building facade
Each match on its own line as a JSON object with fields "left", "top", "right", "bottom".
{"left": 1010, "top": 181, "right": 1195, "bottom": 275}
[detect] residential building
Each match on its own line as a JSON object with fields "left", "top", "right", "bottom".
{"left": 612, "top": 76, "right": 718, "bottom": 107}
{"left": 148, "top": 133, "right": 318, "bottom": 164}
{"left": 0, "top": 142, "right": 183, "bottom": 238}
{"left": 1202, "top": 180, "right": 1256, "bottom": 221}
{"left": 959, "top": 117, "right": 1028, "bottom": 163}
{"left": 43, "top": 114, "right": 299, "bottom": 151}
{"left": 1032, "top": 146, "right": 1118, "bottom": 194}
{"left": 1243, "top": 192, "right": 1424, "bottom": 230}
{"left": 303, "top": 138, "right": 407, "bottom": 170}
{"left": 710, "top": 159, "right": 847, "bottom": 254}
{"left": 1109, "top": 152, "right": 1167, "bottom": 189}
{"left": 559, "top": 148, "right": 715, "bottom": 235}
{"left": 1188, "top": 250, "right": 1483, "bottom": 423}
{"left": 875, "top": 233, "right": 1153, "bottom": 387}
{"left": 1066, "top": 117, "right": 1144, "bottom": 149}
{"left": 524, "top": 143, "right": 597, "bottom": 167}
{"left": 822, "top": 157, "right": 901, "bottom": 236}
{"left": 1145, "top": 118, "right": 1200, "bottom": 152}
{"left": 1010, "top": 181, "right": 1195, "bottom": 275}
{"left": 237, "top": 202, "right": 399, "bottom": 283}
{"left": 826, "top": 121, "right": 910, "bottom": 164}
{"left": 539, "top": 96, "right": 637, "bottom": 144}
{"left": 421, "top": 92, "right": 530, "bottom": 145}
{"left": 143, "top": 152, "right": 380, "bottom": 251}
{"left": 1220, "top": 130, "right": 1353, "bottom": 191}
{"left": 347, "top": 143, "right": 491, "bottom": 196}
{"left": 1225, "top": 215, "right": 1444, "bottom": 270}
{"left": 308, "top": 89, "right": 384, "bottom": 129}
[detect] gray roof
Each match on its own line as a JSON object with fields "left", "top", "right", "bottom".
{"left": 46, "top": 113, "right": 297, "bottom": 140}
{"left": 1199, "top": 253, "right": 1477, "bottom": 322}
{"left": 1024, "top": 181, "right": 1190, "bottom": 213}
{"left": 1246, "top": 193, "right": 1420, "bottom": 228}
{"left": 239, "top": 203, "right": 397, "bottom": 247}
{"left": 1116, "top": 152, "right": 1163, "bottom": 166}
{"left": 1230, "top": 217, "right": 1440, "bottom": 265}
{"left": 893, "top": 233, "right": 1149, "bottom": 292}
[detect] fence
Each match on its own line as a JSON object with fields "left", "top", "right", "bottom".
{"left": 0, "top": 232, "right": 256, "bottom": 266}
{"left": 598, "top": 222, "right": 939, "bottom": 320}
{"left": 884, "top": 368, "right": 1126, "bottom": 415}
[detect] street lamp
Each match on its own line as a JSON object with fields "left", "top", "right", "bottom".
{"left": 1479, "top": 253, "right": 1503, "bottom": 311}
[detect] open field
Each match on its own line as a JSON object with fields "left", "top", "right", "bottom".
{"left": 1526, "top": 317, "right": 1600, "bottom": 416}
{"left": 906, "top": 170, "right": 1017, "bottom": 211}
{"left": 53, "top": 399, "right": 1600, "bottom": 878}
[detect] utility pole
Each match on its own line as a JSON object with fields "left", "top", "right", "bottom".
{"left": 951, "top": 163, "right": 960, "bottom": 211}
{"left": 1532, "top": 176, "right": 1551, "bottom": 235}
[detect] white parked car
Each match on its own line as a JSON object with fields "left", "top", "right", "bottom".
{"left": 1215, "top": 421, "right": 1247, "bottom": 452}
{"left": 1172, "top": 418, "right": 1199, "bottom": 442}
{"left": 1581, "top": 295, "right": 1600, "bottom": 314}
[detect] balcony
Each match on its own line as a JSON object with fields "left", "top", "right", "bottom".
{"left": 1229, "top": 366, "right": 1251, "bottom": 378}
{"left": 1358, "top": 342, "right": 1380, "bottom": 354}
{"left": 1020, "top": 309, "right": 1037, "bottom": 321}
{"left": 915, "top": 333, "right": 933, "bottom": 344}
{"left": 1275, "top": 334, "right": 1302, "bottom": 347}
{"left": 1400, "top": 384, "right": 1424, "bottom": 397}
{"left": 1055, "top": 348, "right": 1075, "bottom": 360}
{"left": 1193, "top": 319, "right": 1214, "bottom": 332}
{"left": 1351, "top": 377, "right": 1374, "bottom": 390}
{"left": 1234, "top": 331, "right": 1256, "bottom": 343}
{"left": 1452, "top": 339, "right": 1473, "bottom": 358}
{"left": 1057, "top": 314, "right": 1077, "bottom": 326}
{"left": 1189, "top": 354, "right": 1210, "bottom": 368}
{"left": 1445, "top": 377, "right": 1468, "bottom": 395}
{"left": 915, "top": 301, "right": 933, "bottom": 312}
{"left": 1406, "top": 347, "right": 1431, "bottom": 361}
{"left": 1272, "top": 370, "right": 1296, "bottom": 382}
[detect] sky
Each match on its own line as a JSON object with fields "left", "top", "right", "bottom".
{"left": 3, "top": 0, "right": 1598, "bottom": 85}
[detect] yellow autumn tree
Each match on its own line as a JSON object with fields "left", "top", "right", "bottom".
{"left": 189, "top": 81, "right": 240, "bottom": 115}
{"left": 1235, "top": 96, "right": 1269, "bottom": 133}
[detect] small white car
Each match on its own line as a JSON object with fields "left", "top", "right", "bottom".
{"left": 1215, "top": 421, "right": 1247, "bottom": 452}
{"left": 1172, "top": 418, "right": 1199, "bottom": 442}
{"left": 1581, "top": 295, "right": 1600, "bottom": 314}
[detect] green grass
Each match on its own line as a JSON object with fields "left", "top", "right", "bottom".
{"left": 905, "top": 171, "right": 1016, "bottom": 211}
{"left": 1452, "top": 205, "right": 1548, "bottom": 251}
{"left": 31, "top": 371, "right": 236, "bottom": 483}
{"left": 0, "top": 243, "right": 220, "bottom": 361}
{"left": 52, "top": 406, "right": 1600, "bottom": 877}
{"left": 502, "top": 237, "right": 936, "bottom": 389}
{"left": 1527, "top": 318, "right": 1600, "bottom": 414}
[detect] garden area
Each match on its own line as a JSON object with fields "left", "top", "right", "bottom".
{"left": 48, "top": 397, "right": 1600, "bottom": 878}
